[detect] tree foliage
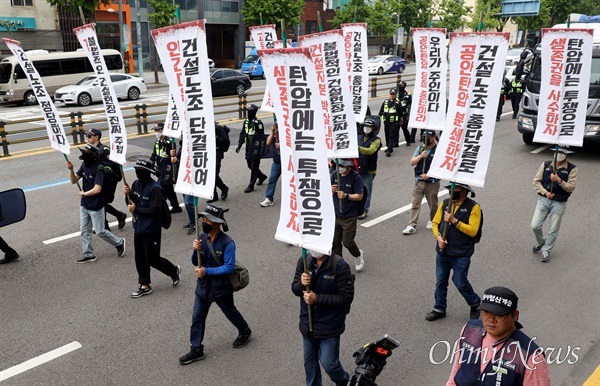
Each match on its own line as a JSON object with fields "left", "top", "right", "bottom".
{"left": 46, "top": 0, "right": 110, "bottom": 19}
{"left": 433, "top": 0, "right": 472, "bottom": 32}
{"left": 395, "top": 0, "right": 433, "bottom": 35}
{"left": 368, "top": 0, "right": 399, "bottom": 41}
{"left": 466, "top": 0, "right": 508, "bottom": 32}
{"left": 147, "top": 0, "right": 177, "bottom": 29}
{"left": 329, "top": 0, "right": 372, "bottom": 27}
{"left": 240, "top": 0, "right": 304, "bottom": 30}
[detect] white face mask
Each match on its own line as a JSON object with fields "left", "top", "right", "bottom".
{"left": 363, "top": 127, "right": 373, "bottom": 135}
{"left": 155, "top": 132, "right": 162, "bottom": 138}
{"left": 309, "top": 250, "right": 325, "bottom": 259}
{"left": 338, "top": 166, "right": 347, "bottom": 174}
{"left": 556, "top": 153, "right": 566, "bottom": 162}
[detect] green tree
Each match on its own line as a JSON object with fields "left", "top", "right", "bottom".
{"left": 433, "top": 0, "right": 472, "bottom": 32}
{"left": 466, "top": 0, "right": 509, "bottom": 32}
{"left": 147, "top": 0, "right": 177, "bottom": 82}
{"left": 395, "top": 0, "right": 433, "bottom": 35}
{"left": 45, "top": 0, "right": 110, "bottom": 21}
{"left": 240, "top": 0, "right": 304, "bottom": 32}
{"left": 329, "top": 0, "right": 372, "bottom": 27}
{"left": 368, "top": 0, "right": 399, "bottom": 50}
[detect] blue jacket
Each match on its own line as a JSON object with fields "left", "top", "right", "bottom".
{"left": 191, "top": 231, "right": 235, "bottom": 300}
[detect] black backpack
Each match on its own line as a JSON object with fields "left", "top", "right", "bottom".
{"left": 161, "top": 197, "right": 172, "bottom": 229}
{"left": 216, "top": 123, "right": 231, "bottom": 152}
{"left": 97, "top": 164, "right": 119, "bottom": 204}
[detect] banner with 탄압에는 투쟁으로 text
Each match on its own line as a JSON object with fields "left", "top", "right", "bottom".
{"left": 172, "top": 20, "right": 216, "bottom": 200}
{"left": 408, "top": 28, "right": 448, "bottom": 131}
{"left": 341, "top": 23, "right": 369, "bottom": 122}
{"left": 299, "top": 30, "right": 358, "bottom": 158}
{"left": 74, "top": 23, "right": 128, "bottom": 165}
{"left": 427, "top": 32, "right": 510, "bottom": 188}
{"left": 3, "top": 38, "right": 70, "bottom": 155}
{"left": 249, "top": 25, "right": 277, "bottom": 113}
{"left": 533, "top": 28, "right": 593, "bottom": 147}
{"left": 258, "top": 47, "right": 335, "bottom": 255}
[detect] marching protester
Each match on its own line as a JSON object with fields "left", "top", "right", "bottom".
{"left": 531, "top": 147, "right": 578, "bottom": 263}
{"left": 291, "top": 249, "right": 355, "bottom": 386}
{"left": 236, "top": 104, "right": 267, "bottom": 193}
{"left": 331, "top": 158, "right": 365, "bottom": 272}
{"left": 0, "top": 236, "right": 19, "bottom": 264}
{"left": 403, "top": 130, "right": 440, "bottom": 235}
{"left": 207, "top": 122, "right": 231, "bottom": 203}
{"left": 426, "top": 183, "right": 481, "bottom": 322}
{"left": 497, "top": 72, "right": 511, "bottom": 122}
{"left": 397, "top": 81, "right": 413, "bottom": 145}
{"left": 511, "top": 75, "right": 525, "bottom": 119}
{"left": 151, "top": 122, "right": 182, "bottom": 213}
{"left": 66, "top": 144, "right": 126, "bottom": 263}
{"left": 123, "top": 158, "right": 180, "bottom": 298}
{"left": 378, "top": 89, "right": 401, "bottom": 157}
{"left": 85, "top": 128, "right": 127, "bottom": 231}
{"left": 357, "top": 117, "right": 381, "bottom": 220}
{"left": 179, "top": 205, "right": 251, "bottom": 365}
{"left": 446, "top": 286, "right": 550, "bottom": 385}
{"left": 260, "top": 123, "right": 281, "bottom": 207}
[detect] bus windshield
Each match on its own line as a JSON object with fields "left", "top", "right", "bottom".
{"left": 0, "top": 63, "right": 12, "bottom": 84}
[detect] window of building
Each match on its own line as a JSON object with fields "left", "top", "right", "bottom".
{"left": 12, "top": 0, "right": 34, "bottom": 6}
{"left": 306, "top": 21, "right": 317, "bottom": 35}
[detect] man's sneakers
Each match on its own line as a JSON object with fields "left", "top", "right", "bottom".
{"left": 116, "top": 239, "right": 126, "bottom": 257}
{"left": 187, "top": 225, "right": 196, "bottom": 235}
{"left": 540, "top": 251, "right": 550, "bottom": 263}
{"left": 117, "top": 213, "right": 127, "bottom": 230}
{"left": 172, "top": 265, "right": 181, "bottom": 287}
{"left": 179, "top": 350, "right": 205, "bottom": 365}
{"left": 0, "top": 253, "right": 20, "bottom": 264}
{"left": 425, "top": 310, "right": 446, "bottom": 321}
{"left": 532, "top": 243, "right": 543, "bottom": 253}
{"left": 354, "top": 250, "right": 365, "bottom": 272}
{"left": 470, "top": 304, "right": 481, "bottom": 319}
{"left": 131, "top": 285, "right": 152, "bottom": 298}
{"left": 357, "top": 211, "right": 368, "bottom": 220}
{"left": 76, "top": 255, "right": 97, "bottom": 264}
{"left": 402, "top": 225, "right": 417, "bottom": 235}
{"left": 232, "top": 328, "right": 252, "bottom": 348}
{"left": 170, "top": 206, "right": 183, "bottom": 214}
{"left": 426, "top": 221, "right": 433, "bottom": 230}
{"left": 260, "top": 198, "right": 274, "bottom": 207}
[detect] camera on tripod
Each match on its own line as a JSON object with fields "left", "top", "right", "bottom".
{"left": 349, "top": 335, "right": 400, "bottom": 386}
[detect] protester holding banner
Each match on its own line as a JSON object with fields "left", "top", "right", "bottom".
{"left": 397, "top": 81, "right": 414, "bottom": 145}
{"left": 260, "top": 124, "right": 281, "bottom": 208}
{"left": 379, "top": 89, "right": 401, "bottom": 157}
{"left": 531, "top": 147, "right": 578, "bottom": 263}
{"left": 179, "top": 205, "right": 251, "bottom": 365}
{"left": 122, "top": 158, "right": 181, "bottom": 298}
{"left": 66, "top": 144, "right": 126, "bottom": 263}
{"left": 403, "top": 130, "right": 440, "bottom": 235}
{"left": 0, "top": 236, "right": 19, "bottom": 264}
{"left": 426, "top": 183, "right": 481, "bottom": 322}
{"left": 331, "top": 159, "right": 365, "bottom": 272}
{"left": 236, "top": 104, "right": 268, "bottom": 193}
{"left": 510, "top": 76, "right": 524, "bottom": 119}
{"left": 357, "top": 117, "right": 381, "bottom": 220}
{"left": 291, "top": 250, "right": 354, "bottom": 386}
{"left": 151, "top": 123, "right": 182, "bottom": 213}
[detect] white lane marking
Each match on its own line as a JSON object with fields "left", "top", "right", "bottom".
{"left": 0, "top": 341, "right": 82, "bottom": 382}
{"left": 361, "top": 189, "right": 449, "bottom": 228}
{"left": 531, "top": 144, "right": 552, "bottom": 154}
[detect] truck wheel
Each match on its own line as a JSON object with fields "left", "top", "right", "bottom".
{"left": 23, "top": 91, "right": 37, "bottom": 106}
{"left": 522, "top": 132, "right": 534, "bottom": 145}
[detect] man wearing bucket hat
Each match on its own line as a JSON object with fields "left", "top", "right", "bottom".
{"left": 179, "top": 205, "right": 251, "bottom": 365}
{"left": 446, "top": 286, "right": 550, "bottom": 385}
{"left": 531, "top": 146, "right": 578, "bottom": 263}
{"left": 236, "top": 104, "right": 267, "bottom": 193}
{"left": 123, "top": 158, "right": 180, "bottom": 298}
{"left": 426, "top": 182, "right": 481, "bottom": 322}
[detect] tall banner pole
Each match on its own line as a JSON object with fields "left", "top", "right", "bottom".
{"left": 64, "top": 154, "right": 82, "bottom": 191}
{"left": 440, "top": 181, "right": 455, "bottom": 249}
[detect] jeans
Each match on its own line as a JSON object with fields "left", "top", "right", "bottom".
{"left": 409, "top": 180, "right": 440, "bottom": 227}
{"left": 360, "top": 173, "right": 374, "bottom": 213}
{"left": 190, "top": 282, "right": 249, "bottom": 352}
{"left": 265, "top": 161, "right": 281, "bottom": 201}
{"left": 183, "top": 194, "right": 195, "bottom": 226}
{"left": 134, "top": 232, "right": 177, "bottom": 285}
{"left": 531, "top": 196, "right": 567, "bottom": 254}
{"left": 80, "top": 206, "right": 123, "bottom": 258}
{"left": 434, "top": 252, "right": 480, "bottom": 313}
{"left": 303, "top": 335, "right": 349, "bottom": 386}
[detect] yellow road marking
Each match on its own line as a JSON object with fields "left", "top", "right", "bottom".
{"left": 583, "top": 364, "right": 600, "bottom": 386}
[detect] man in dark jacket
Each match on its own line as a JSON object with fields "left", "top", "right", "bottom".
{"left": 292, "top": 250, "right": 355, "bottom": 386}
{"left": 357, "top": 117, "right": 381, "bottom": 220}
{"left": 397, "top": 81, "right": 414, "bottom": 145}
{"left": 150, "top": 122, "right": 181, "bottom": 213}
{"left": 236, "top": 104, "right": 267, "bottom": 193}
{"left": 207, "top": 122, "right": 231, "bottom": 203}
{"left": 378, "top": 89, "right": 401, "bottom": 157}
{"left": 497, "top": 74, "right": 511, "bottom": 121}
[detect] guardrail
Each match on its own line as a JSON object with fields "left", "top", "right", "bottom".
{"left": 0, "top": 74, "right": 410, "bottom": 157}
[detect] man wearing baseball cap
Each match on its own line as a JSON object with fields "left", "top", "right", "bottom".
{"left": 236, "top": 104, "right": 267, "bottom": 193}
{"left": 378, "top": 88, "right": 401, "bottom": 157}
{"left": 446, "top": 286, "right": 550, "bottom": 385}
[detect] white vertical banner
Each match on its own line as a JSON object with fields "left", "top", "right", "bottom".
{"left": 533, "top": 28, "right": 593, "bottom": 147}
{"left": 249, "top": 25, "right": 277, "bottom": 113}
{"left": 3, "top": 38, "right": 70, "bottom": 155}
{"left": 427, "top": 33, "right": 510, "bottom": 188}
{"left": 173, "top": 20, "right": 216, "bottom": 199}
{"left": 299, "top": 30, "right": 358, "bottom": 158}
{"left": 341, "top": 23, "right": 369, "bottom": 122}
{"left": 152, "top": 26, "right": 187, "bottom": 139}
{"left": 260, "top": 39, "right": 288, "bottom": 113}
{"left": 74, "top": 24, "right": 127, "bottom": 165}
{"left": 259, "top": 47, "right": 335, "bottom": 254}
{"left": 408, "top": 28, "right": 448, "bottom": 131}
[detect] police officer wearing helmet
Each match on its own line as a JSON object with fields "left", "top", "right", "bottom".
{"left": 151, "top": 122, "right": 181, "bottom": 213}
{"left": 357, "top": 117, "right": 381, "bottom": 220}
{"left": 378, "top": 88, "right": 401, "bottom": 157}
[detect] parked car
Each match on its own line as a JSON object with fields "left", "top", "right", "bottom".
{"left": 505, "top": 47, "right": 526, "bottom": 66}
{"left": 368, "top": 55, "right": 406, "bottom": 75}
{"left": 54, "top": 74, "right": 147, "bottom": 106}
{"left": 241, "top": 48, "right": 264, "bottom": 79}
{"left": 210, "top": 68, "right": 251, "bottom": 96}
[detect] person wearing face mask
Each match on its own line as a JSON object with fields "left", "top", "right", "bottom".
{"left": 357, "top": 117, "right": 381, "bottom": 220}
{"left": 396, "top": 81, "right": 414, "bottom": 145}
{"left": 331, "top": 158, "right": 365, "bottom": 272}
{"left": 426, "top": 183, "right": 481, "bottom": 322}
{"left": 379, "top": 89, "right": 401, "bottom": 157}
{"left": 66, "top": 144, "right": 126, "bottom": 263}
{"left": 122, "top": 158, "right": 180, "bottom": 298}
{"left": 531, "top": 146, "right": 578, "bottom": 263}
{"left": 403, "top": 130, "right": 440, "bottom": 235}
{"left": 236, "top": 104, "right": 267, "bottom": 193}
{"left": 179, "top": 205, "right": 251, "bottom": 365}
{"left": 150, "top": 122, "right": 182, "bottom": 214}
{"left": 291, "top": 249, "right": 355, "bottom": 386}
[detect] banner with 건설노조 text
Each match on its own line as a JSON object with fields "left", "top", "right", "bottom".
{"left": 4, "top": 38, "right": 70, "bottom": 155}
{"left": 408, "top": 28, "right": 448, "bottom": 131}
{"left": 74, "top": 23, "right": 128, "bottom": 165}
{"left": 249, "top": 25, "right": 277, "bottom": 114}
{"left": 258, "top": 47, "right": 335, "bottom": 255}
{"left": 299, "top": 30, "right": 358, "bottom": 158}
{"left": 427, "top": 32, "right": 510, "bottom": 188}
{"left": 341, "top": 23, "right": 369, "bottom": 122}
{"left": 533, "top": 28, "right": 593, "bottom": 147}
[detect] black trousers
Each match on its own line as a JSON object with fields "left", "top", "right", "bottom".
{"left": 161, "top": 184, "right": 180, "bottom": 207}
{"left": 134, "top": 232, "right": 177, "bottom": 285}
{"left": 401, "top": 120, "right": 412, "bottom": 143}
{"left": 497, "top": 95, "right": 505, "bottom": 119}
{"left": 384, "top": 123, "right": 399, "bottom": 153}
{"left": 104, "top": 203, "right": 123, "bottom": 228}
{"left": 511, "top": 94, "right": 523, "bottom": 116}
{"left": 246, "top": 158, "right": 267, "bottom": 187}
{"left": 215, "top": 157, "right": 227, "bottom": 193}
{"left": 0, "top": 236, "right": 17, "bottom": 257}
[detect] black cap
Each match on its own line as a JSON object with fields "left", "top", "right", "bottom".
{"left": 478, "top": 287, "right": 520, "bottom": 324}
{"left": 421, "top": 129, "right": 436, "bottom": 137}
{"left": 199, "top": 204, "right": 229, "bottom": 224}
{"left": 134, "top": 157, "right": 157, "bottom": 174}
{"left": 363, "top": 117, "right": 376, "bottom": 127}
{"left": 79, "top": 143, "right": 99, "bottom": 154}
{"left": 389, "top": 88, "right": 397, "bottom": 95}
{"left": 552, "top": 145, "right": 574, "bottom": 154}
{"left": 86, "top": 128, "right": 102, "bottom": 138}
{"left": 246, "top": 104, "right": 258, "bottom": 112}
{"left": 154, "top": 122, "right": 165, "bottom": 130}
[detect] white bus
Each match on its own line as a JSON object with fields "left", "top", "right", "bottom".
{"left": 0, "top": 49, "right": 124, "bottom": 105}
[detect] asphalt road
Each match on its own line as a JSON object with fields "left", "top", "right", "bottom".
{"left": 0, "top": 87, "right": 599, "bottom": 385}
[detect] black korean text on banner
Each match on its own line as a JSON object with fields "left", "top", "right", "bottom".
{"left": 249, "top": 25, "right": 277, "bottom": 114}
{"left": 533, "top": 28, "right": 593, "bottom": 147}
{"left": 427, "top": 33, "right": 510, "bottom": 188}
{"left": 3, "top": 38, "right": 70, "bottom": 155}
{"left": 258, "top": 47, "right": 335, "bottom": 255}
{"left": 341, "top": 23, "right": 369, "bottom": 122}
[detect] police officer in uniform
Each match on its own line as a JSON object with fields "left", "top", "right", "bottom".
{"left": 511, "top": 75, "right": 524, "bottom": 119}
{"left": 236, "top": 104, "right": 267, "bottom": 193}
{"left": 378, "top": 89, "right": 401, "bottom": 157}
{"left": 150, "top": 122, "right": 181, "bottom": 213}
